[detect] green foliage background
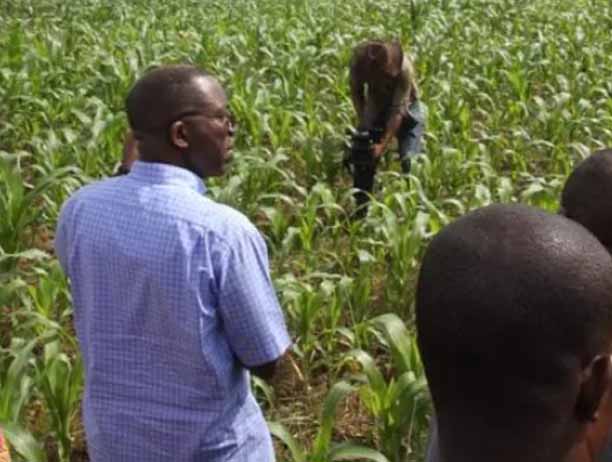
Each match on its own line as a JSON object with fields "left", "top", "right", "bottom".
{"left": 1, "top": 0, "right": 612, "bottom": 460}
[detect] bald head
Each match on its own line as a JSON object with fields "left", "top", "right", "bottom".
{"left": 123, "top": 65, "right": 234, "bottom": 178}
{"left": 561, "top": 149, "right": 612, "bottom": 249}
{"left": 126, "top": 65, "right": 212, "bottom": 134}
{"left": 417, "top": 204, "right": 612, "bottom": 455}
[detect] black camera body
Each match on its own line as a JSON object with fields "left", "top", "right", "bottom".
{"left": 344, "top": 127, "right": 384, "bottom": 218}
{"left": 343, "top": 128, "right": 384, "bottom": 171}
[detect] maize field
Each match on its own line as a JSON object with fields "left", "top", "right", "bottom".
{"left": 1, "top": 0, "right": 612, "bottom": 460}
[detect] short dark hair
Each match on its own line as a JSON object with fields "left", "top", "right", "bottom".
{"left": 125, "top": 65, "right": 210, "bottom": 133}
{"left": 561, "top": 149, "right": 612, "bottom": 248}
{"left": 417, "top": 204, "right": 612, "bottom": 425}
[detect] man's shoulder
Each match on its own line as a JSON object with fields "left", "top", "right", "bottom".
{"left": 58, "top": 177, "right": 122, "bottom": 217}
{"left": 396, "top": 57, "right": 413, "bottom": 90}
{"left": 203, "top": 201, "right": 260, "bottom": 243}
{"left": 160, "top": 187, "right": 259, "bottom": 241}
{"left": 71, "top": 174, "right": 125, "bottom": 198}
{"left": 59, "top": 177, "right": 261, "bottom": 245}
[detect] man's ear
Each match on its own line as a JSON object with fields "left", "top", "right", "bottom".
{"left": 169, "top": 120, "right": 189, "bottom": 149}
{"left": 576, "top": 355, "right": 612, "bottom": 422}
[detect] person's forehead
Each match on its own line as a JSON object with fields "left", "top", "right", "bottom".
{"left": 191, "top": 76, "right": 227, "bottom": 107}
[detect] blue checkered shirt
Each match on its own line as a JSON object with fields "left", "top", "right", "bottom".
{"left": 55, "top": 161, "right": 291, "bottom": 461}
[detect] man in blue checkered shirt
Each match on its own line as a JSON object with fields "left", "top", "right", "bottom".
{"left": 55, "top": 65, "right": 291, "bottom": 461}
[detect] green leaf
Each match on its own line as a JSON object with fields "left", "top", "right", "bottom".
{"left": 370, "top": 314, "right": 421, "bottom": 375}
{"left": 268, "top": 421, "right": 305, "bottom": 462}
{"left": 252, "top": 376, "right": 274, "bottom": 408}
{"left": 1, "top": 422, "right": 47, "bottom": 462}
{"left": 312, "top": 381, "right": 355, "bottom": 457}
{"left": 0, "top": 248, "right": 49, "bottom": 264}
{"left": 329, "top": 442, "right": 390, "bottom": 462}
{"left": 347, "top": 349, "right": 386, "bottom": 398}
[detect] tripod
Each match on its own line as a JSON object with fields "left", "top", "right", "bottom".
{"left": 344, "top": 128, "right": 383, "bottom": 218}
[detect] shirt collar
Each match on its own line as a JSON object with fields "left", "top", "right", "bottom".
{"left": 128, "top": 161, "right": 207, "bottom": 194}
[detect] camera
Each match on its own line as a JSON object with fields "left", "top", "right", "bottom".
{"left": 343, "top": 128, "right": 384, "bottom": 172}
{"left": 344, "top": 127, "right": 384, "bottom": 218}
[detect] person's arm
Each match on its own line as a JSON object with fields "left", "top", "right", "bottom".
{"left": 250, "top": 359, "right": 281, "bottom": 381}
{"left": 372, "top": 112, "right": 404, "bottom": 158}
{"left": 215, "top": 224, "right": 292, "bottom": 382}
{"left": 372, "top": 59, "right": 413, "bottom": 158}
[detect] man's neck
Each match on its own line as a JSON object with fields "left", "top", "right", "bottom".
{"left": 431, "top": 446, "right": 577, "bottom": 462}
{"left": 430, "top": 423, "right": 581, "bottom": 462}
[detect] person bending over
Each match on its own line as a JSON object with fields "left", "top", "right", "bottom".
{"left": 349, "top": 39, "right": 425, "bottom": 174}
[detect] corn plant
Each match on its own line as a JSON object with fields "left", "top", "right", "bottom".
{"left": 35, "top": 341, "right": 83, "bottom": 462}
{"left": 0, "top": 249, "right": 49, "bottom": 299}
{"left": 2, "top": 422, "right": 47, "bottom": 462}
{"left": 276, "top": 273, "right": 342, "bottom": 372}
{"left": 346, "top": 314, "right": 430, "bottom": 462}
{"left": 361, "top": 203, "right": 438, "bottom": 318}
{"left": 0, "top": 156, "right": 75, "bottom": 262}
{"left": 3, "top": 0, "right": 612, "bottom": 460}
{"left": 17, "top": 261, "right": 72, "bottom": 340}
{"left": 0, "top": 340, "right": 36, "bottom": 429}
{"left": 269, "top": 381, "right": 389, "bottom": 462}
{"left": 0, "top": 338, "right": 48, "bottom": 462}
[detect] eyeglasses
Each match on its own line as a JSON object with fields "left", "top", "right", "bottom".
{"left": 135, "top": 108, "right": 237, "bottom": 139}
{"left": 173, "top": 109, "right": 236, "bottom": 128}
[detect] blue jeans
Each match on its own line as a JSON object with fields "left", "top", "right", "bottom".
{"left": 397, "top": 100, "right": 426, "bottom": 173}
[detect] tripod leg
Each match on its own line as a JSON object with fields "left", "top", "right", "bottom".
{"left": 353, "top": 163, "right": 376, "bottom": 218}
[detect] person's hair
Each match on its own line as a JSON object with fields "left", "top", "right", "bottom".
{"left": 125, "top": 64, "right": 210, "bottom": 134}
{"left": 365, "top": 41, "right": 388, "bottom": 67}
{"left": 416, "top": 204, "right": 612, "bottom": 428}
{"left": 351, "top": 40, "right": 420, "bottom": 100}
{"left": 561, "top": 149, "right": 612, "bottom": 249}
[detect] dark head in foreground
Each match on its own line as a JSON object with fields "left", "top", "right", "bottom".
{"left": 561, "top": 149, "right": 612, "bottom": 250}
{"left": 417, "top": 204, "right": 612, "bottom": 462}
{"left": 126, "top": 64, "right": 234, "bottom": 178}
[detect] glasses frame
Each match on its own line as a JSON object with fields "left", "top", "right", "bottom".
{"left": 170, "top": 109, "right": 236, "bottom": 129}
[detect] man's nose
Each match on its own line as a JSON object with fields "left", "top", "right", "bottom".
{"left": 228, "top": 122, "right": 236, "bottom": 136}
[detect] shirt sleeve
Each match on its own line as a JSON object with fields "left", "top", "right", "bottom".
{"left": 390, "top": 57, "right": 412, "bottom": 113}
{"left": 215, "top": 226, "right": 291, "bottom": 367}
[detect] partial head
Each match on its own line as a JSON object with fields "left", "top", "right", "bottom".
{"left": 352, "top": 40, "right": 403, "bottom": 83}
{"left": 125, "top": 65, "right": 234, "bottom": 178}
{"left": 561, "top": 149, "right": 612, "bottom": 250}
{"left": 416, "top": 204, "right": 612, "bottom": 462}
